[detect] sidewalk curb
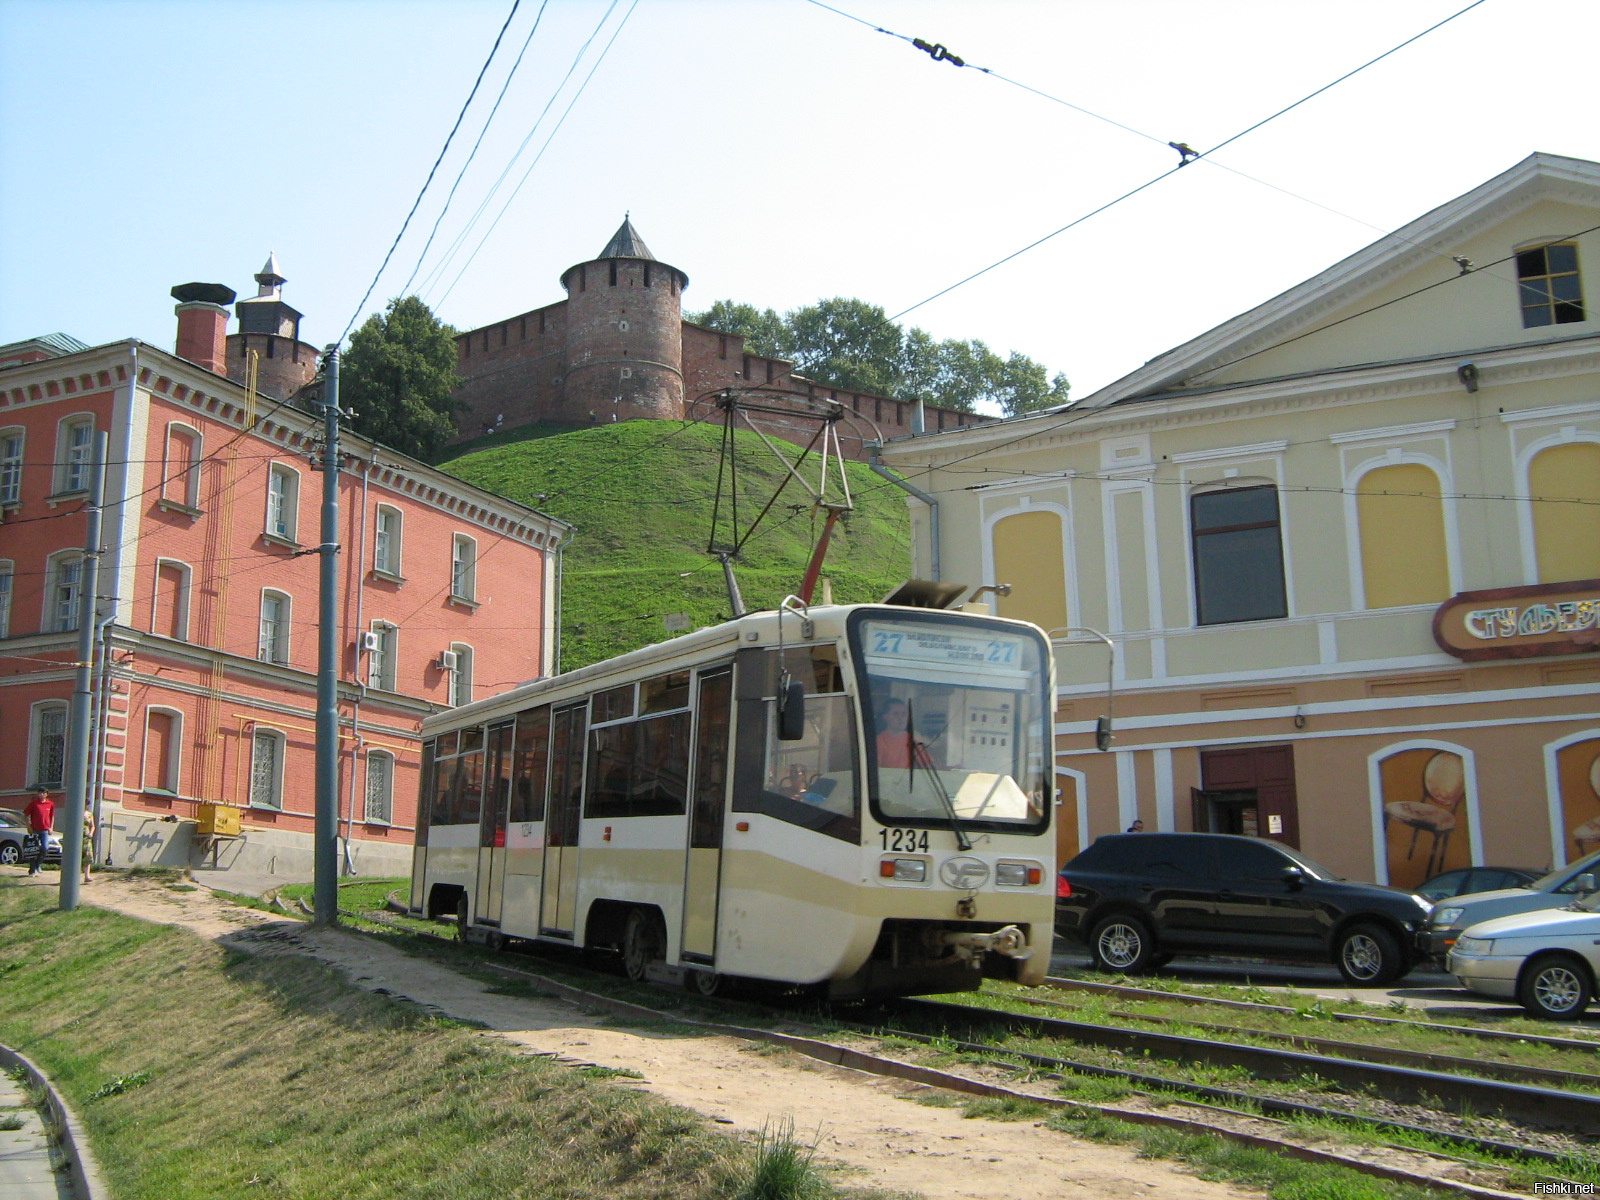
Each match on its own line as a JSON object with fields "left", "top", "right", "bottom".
{"left": 0, "top": 1042, "right": 109, "bottom": 1200}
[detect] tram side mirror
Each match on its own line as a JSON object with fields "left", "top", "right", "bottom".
{"left": 1095, "top": 716, "right": 1112, "bottom": 752}
{"left": 777, "top": 682, "right": 807, "bottom": 741}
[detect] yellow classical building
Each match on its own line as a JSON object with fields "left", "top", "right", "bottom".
{"left": 879, "top": 152, "right": 1600, "bottom": 889}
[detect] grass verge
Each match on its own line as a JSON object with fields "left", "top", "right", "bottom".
{"left": 0, "top": 882, "right": 881, "bottom": 1200}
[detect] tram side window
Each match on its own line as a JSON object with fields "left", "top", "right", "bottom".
{"left": 430, "top": 754, "right": 462, "bottom": 827}
{"left": 585, "top": 711, "right": 690, "bottom": 819}
{"left": 731, "top": 647, "right": 859, "bottom": 843}
{"left": 510, "top": 706, "right": 550, "bottom": 823}
{"left": 416, "top": 739, "right": 436, "bottom": 845}
{"left": 456, "top": 744, "right": 485, "bottom": 827}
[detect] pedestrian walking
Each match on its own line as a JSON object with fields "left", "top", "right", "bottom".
{"left": 81, "top": 804, "right": 96, "bottom": 884}
{"left": 23, "top": 788, "right": 56, "bottom": 876}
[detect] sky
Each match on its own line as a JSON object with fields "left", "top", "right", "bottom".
{"left": 3, "top": 0, "right": 1597, "bottom": 406}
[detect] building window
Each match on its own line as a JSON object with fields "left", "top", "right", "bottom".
{"left": 249, "top": 728, "right": 285, "bottom": 810}
{"left": 144, "top": 708, "right": 182, "bottom": 794}
{"left": 373, "top": 505, "right": 403, "bottom": 577}
{"left": 365, "top": 750, "right": 395, "bottom": 824}
{"left": 0, "top": 428, "right": 23, "bottom": 505}
{"left": 265, "top": 463, "right": 299, "bottom": 542}
{"left": 1191, "top": 485, "right": 1287, "bottom": 626}
{"left": 152, "top": 560, "right": 191, "bottom": 640}
{"left": 0, "top": 559, "right": 12, "bottom": 639}
{"left": 449, "top": 643, "right": 474, "bottom": 708}
{"left": 55, "top": 416, "right": 94, "bottom": 495}
{"left": 162, "top": 424, "right": 203, "bottom": 509}
{"left": 450, "top": 534, "right": 477, "bottom": 603}
{"left": 259, "top": 590, "right": 291, "bottom": 664}
{"left": 45, "top": 551, "right": 83, "bottom": 633}
{"left": 368, "top": 621, "right": 398, "bottom": 691}
{"left": 1530, "top": 441, "right": 1600, "bottom": 583}
{"left": 1355, "top": 464, "right": 1450, "bottom": 608}
{"left": 1517, "top": 242, "right": 1585, "bottom": 328}
{"left": 31, "top": 702, "right": 68, "bottom": 789}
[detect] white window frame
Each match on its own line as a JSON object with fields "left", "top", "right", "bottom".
{"left": 448, "top": 642, "right": 474, "bottom": 708}
{"left": 0, "top": 427, "right": 23, "bottom": 506}
{"left": 0, "top": 558, "right": 12, "bottom": 640}
{"left": 364, "top": 749, "right": 395, "bottom": 825}
{"left": 161, "top": 422, "right": 204, "bottom": 510}
{"left": 151, "top": 558, "right": 192, "bottom": 640}
{"left": 373, "top": 504, "right": 403, "bottom": 578}
{"left": 450, "top": 533, "right": 477, "bottom": 603}
{"left": 249, "top": 726, "right": 286, "bottom": 811}
{"left": 55, "top": 415, "right": 94, "bottom": 495}
{"left": 368, "top": 620, "right": 398, "bottom": 691}
{"left": 44, "top": 550, "right": 83, "bottom": 633}
{"left": 143, "top": 706, "right": 184, "bottom": 794}
{"left": 30, "top": 701, "right": 68, "bottom": 789}
{"left": 259, "top": 589, "right": 291, "bottom": 664}
{"left": 265, "top": 462, "right": 300, "bottom": 543}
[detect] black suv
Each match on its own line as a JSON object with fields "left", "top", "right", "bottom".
{"left": 1055, "top": 833, "right": 1433, "bottom": 985}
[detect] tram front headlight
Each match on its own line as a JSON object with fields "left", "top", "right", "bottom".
{"left": 879, "top": 857, "right": 927, "bottom": 882}
{"left": 996, "top": 861, "right": 1042, "bottom": 887}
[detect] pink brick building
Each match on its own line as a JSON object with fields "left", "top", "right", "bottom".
{"left": 452, "top": 219, "right": 994, "bottom": 457}
{"left": 0, "top": 275, "right": 569, "bottom": 878}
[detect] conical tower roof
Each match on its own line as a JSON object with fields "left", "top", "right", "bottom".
{"left": 597, "top": 216, "right": 654, "bottom": 261}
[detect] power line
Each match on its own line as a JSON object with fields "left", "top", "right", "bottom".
{"left": 340, "top": 0, "right": 523, "bottom": 344}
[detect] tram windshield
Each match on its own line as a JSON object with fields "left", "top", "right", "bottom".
{"left": 853, "top": 612, "right": 1051, "bottom": 833}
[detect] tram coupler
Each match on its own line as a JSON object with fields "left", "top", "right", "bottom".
{"left": 938, "top": 924, "right": 1032, "bottom": 963}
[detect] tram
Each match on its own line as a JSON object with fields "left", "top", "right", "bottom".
{"left": 409, "top": 592, "right": 1056, "bottom": 998}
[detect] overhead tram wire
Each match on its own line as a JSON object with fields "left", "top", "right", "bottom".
{"left": 396, "top": 0, "right": 553, "bottom": 299}
{"left": 339, "top": 0, "right": 524, "bottom": 345}
{"left": 433, "top": 0, "right": 640, "bottom": 309}
{"left": 418, "top": 0, "right": 624, "bottom": 302}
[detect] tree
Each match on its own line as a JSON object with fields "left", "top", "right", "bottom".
{"left": 689, "top": 296, "right": 1068, "bottom": 416}
{"left": 341, "top": 296, "right": 462, "bottom": 460}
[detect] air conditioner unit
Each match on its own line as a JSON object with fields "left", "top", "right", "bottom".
{"left": 359, "top": 631, "right": 381, "bottom": 653}
{"left": 436, "top": 650, "right": 459, "bottom": 672}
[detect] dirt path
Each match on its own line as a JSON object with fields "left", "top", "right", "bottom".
{"left": 80, "top": 876, "right": 1265, "bottom": 1200}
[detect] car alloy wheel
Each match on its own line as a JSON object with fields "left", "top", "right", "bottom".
{"left": 1092, "top": 917, "right": 1151, "bottom": 973}
{"left": 1519, "top": 956, "right": 1591, "bottom": 1019}
{"left": 0, "top": 842, "right": 19, "bottom": 866}
{"left": 1336, "top": 923, "right": 1404, "bottom": 986}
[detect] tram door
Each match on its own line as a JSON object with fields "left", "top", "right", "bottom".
{"left": 474, "top": 720, "right": 514, "bottom": 927}
{"left": 541, "top": 702, "right": 587, "bottom": 937}
{"left": 681, "top": 667, "right": 733, "bottom": 962}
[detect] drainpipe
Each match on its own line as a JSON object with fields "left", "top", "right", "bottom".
{"left": 87, "top": 614, "right": 117, "bottom": 862}
{"left": 340, "top": 456, "right": 375, "bottom": 874}
{"left": 868, "top": 442, "right": 940, "bottom": 581}
{"left": 552, "top": 527, "right": 575, "bottom": 675}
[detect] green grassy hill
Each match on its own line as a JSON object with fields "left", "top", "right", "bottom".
{"left": 438, "top": 421, "right": 913, "bottom": 670}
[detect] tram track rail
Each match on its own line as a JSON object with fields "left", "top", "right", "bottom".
{"left": 883, "top": 996, "right": 1600, "bottom": 1138}
{"left": 348, "top": 910, "right": 1587, "bottom": 1198}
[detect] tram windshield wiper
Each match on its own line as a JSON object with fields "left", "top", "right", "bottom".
{"left": 907, "top": 701, "right": 971, "bottom": 852}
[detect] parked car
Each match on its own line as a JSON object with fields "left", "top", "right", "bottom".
{"left": 1426, "top": 849, "right": 1600, "bottom": 960}
{"left": 1446, "top": 885, "right": 1600, "bottom": 1019}
{"left": 1055, "top": 833, "right": 1432, "bottom": 986}
{"left": 0, "top": 809, "right": 63, "bottom": 866}
{"left": 1415, "top": 865, "right": 1542, "bottom": 903}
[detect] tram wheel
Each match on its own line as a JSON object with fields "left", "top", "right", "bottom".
{"left": 622, "top": 908, "right": 665, "bottom": 983}
{"left": 688, "top": 969, "right": 722, "bottom": 997}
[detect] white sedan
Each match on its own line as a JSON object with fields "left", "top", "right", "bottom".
{"left": 1447, "top": 899, "right": 1600, "bottom": 1019}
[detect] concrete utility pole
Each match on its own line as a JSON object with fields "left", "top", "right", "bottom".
{"left": 313, "top": 348, "right": 343, "bottom": 928}
{"left": 60, "top": 431, "right": 108, "bottom": 911}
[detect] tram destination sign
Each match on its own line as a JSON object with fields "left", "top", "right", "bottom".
{"left": 1432, "top": 578, "right": 1600, "bottom": 661}
{"left": 863, "top": 621, "right": 1028, "bottom": 670}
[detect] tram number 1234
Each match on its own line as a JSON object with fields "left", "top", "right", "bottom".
{"left": 879, "top": 828, "right": 932, "bottom": 853}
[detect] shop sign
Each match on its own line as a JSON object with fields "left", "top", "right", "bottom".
{"left": 1433, "top": 579, "right": 1600, "bottom": 661}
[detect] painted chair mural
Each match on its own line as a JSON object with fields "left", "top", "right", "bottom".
{"left": 1559, "top": 740, "right": 1600, "bottom": 859}
{"left": 1382, "top": 748, "right": 1469, "bottom": 891}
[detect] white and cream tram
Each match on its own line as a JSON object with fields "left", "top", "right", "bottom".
{"left": 409, "top": 595, "right": 1056, "bottom": 998}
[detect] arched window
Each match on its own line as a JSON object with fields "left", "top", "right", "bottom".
{"left": 0, "top": 558, "right": 12, "bottom": 639}
{"left": 450, "top": 533, "right": 477, "bottom": 603}
{"left": 44, "top": 551, "right": 83, "bottom": 633}
{"left": 144, "top": 707, "right": 183, "bottom": 794}
{"left": 373, "top": 504, "right": 403, "bottom": 577}
{"left": 55, "top": 415, "right": 94, "bottom": 494}
{"left": 259, "top": 590, "right": 291, "bottom": 664}
{"left": 161, "top": 423, "right": 203, "bottom": 510}
{"left": 449, "top": 643, "right": 474, "bottom": 708}
{"left": 1190, "top": 484, "right": 1286, "bottom": 625}
{"left": 365, "top": 750, "right": 395, "bottom": 824}
{"left": 368, "top": 621, "right": 398, "bottom": 691}
{"left": 990, "top": 509, "right": 1068, "bottom": 633}
{"left": 1529, "top": 442, "right": 1600, "bottom": 583}
{"left": 249, "top": 727, "right": 286, "bottom": 810}
{"left": 0, "top": 427, "right": 23, "bottom": 506}
{"left": 152, "top": 560, "right": 191, "bottom": 640}
{"left": 30, "top": 701, "right": 68, "bottom": 789}
{"left": 1356, "top": 463, "right": 1450, "bottom": 608}
{"left": 265, "top": 463, "right": 300, "bottom": 543}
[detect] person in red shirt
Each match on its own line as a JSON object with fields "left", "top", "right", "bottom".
{"left": 22, "top": 788, "right": 56, "bottom": 877}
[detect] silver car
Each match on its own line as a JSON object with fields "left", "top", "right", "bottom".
{"left": 1427, "top": 849, "right": 1600, "bottom": 960}
{"left": 1447, "top": 892, "right": 1600, "bottom": 1019}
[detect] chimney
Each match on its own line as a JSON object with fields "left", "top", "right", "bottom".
{"left": 171, "top": 282, "right": 237, "bottom": 375}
